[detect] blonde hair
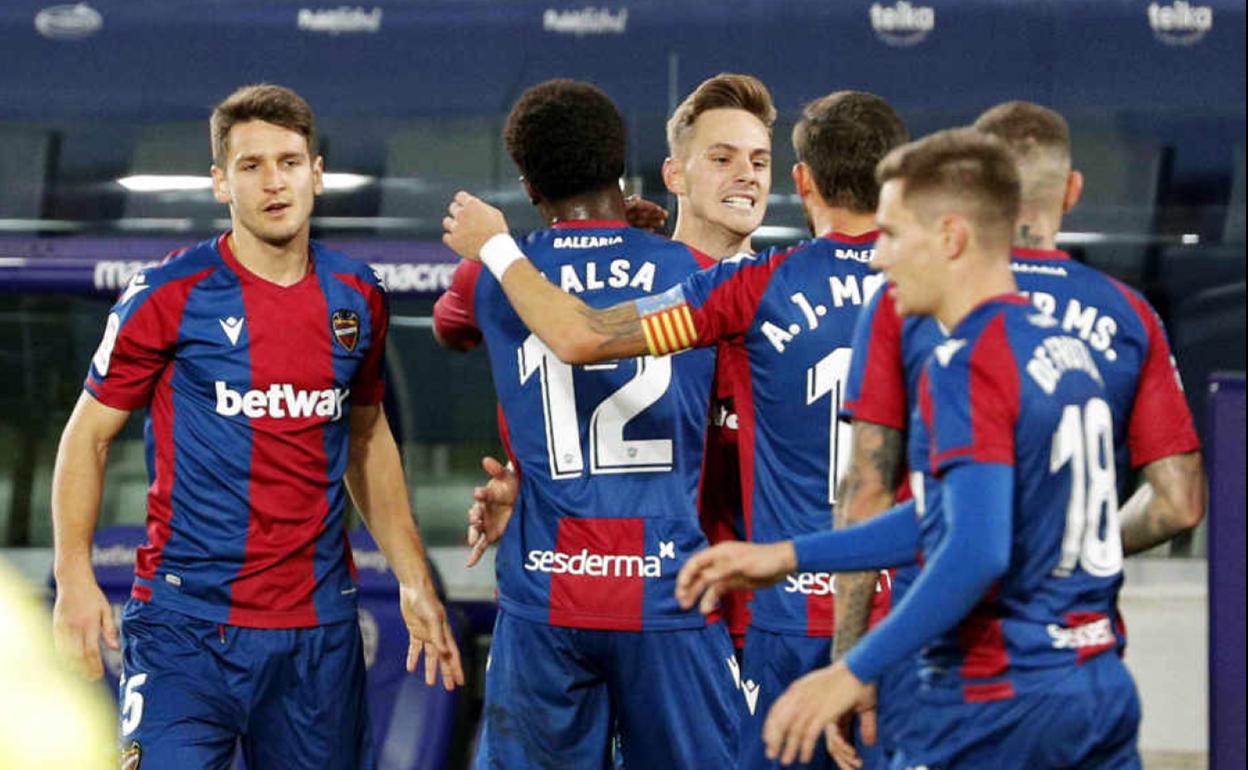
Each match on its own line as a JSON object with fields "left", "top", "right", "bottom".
{"left": 665, "top": 73, "right": 775, "bottom": 157}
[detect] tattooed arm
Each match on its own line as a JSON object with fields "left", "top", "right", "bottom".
{"left": 1120, "top": 451, "right": 1206, "bottom": 555}
{"left": 494, "top": 257, "right": 650, "bottom": 363}
{"left": 441, "top": 191, "right": 662, "bottom": 364}
{"left": 831, "top": 422, "right": 905, "bottom": 663}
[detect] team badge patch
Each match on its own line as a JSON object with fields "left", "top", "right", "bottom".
{"left": 332, "top": 309, "right": 361, "bottom": 352}
{"left": 121, "top": 741, "right": 142, "bottom": 770}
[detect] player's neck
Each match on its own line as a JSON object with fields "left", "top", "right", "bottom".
{"left": 1013, "top": 211, "right": 1062, "bottom": 251}
{"left": 1013, "top": 199, "right": 1065, "bottom": 250}
{"left": 671, "top": 213, "right": 751, "bottom": 260}
{"left": 808, "top": 206, "right": 877, "bottom": 239}
{"left": 542, "top": 188, "right": 627, "bottom": 227}
{"left": 227, "top": 226, "right": 311, "bottom": 287}
{"left": 936, "top": 253, "right": 1018, "bottom": 331}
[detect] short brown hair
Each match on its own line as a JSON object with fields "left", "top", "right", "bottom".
{"left": 792, "top": 91, "right": 908, "bottom": 213}
{"left": 973, "top": 101, "right": 1070, "bottom": 205}
{"left": 666, "top": 73, "right": 776, "bottom": 157}
{"left": 876, "top": 127, "right": 1021, "bottom": 249}
{"left": 210, "top": 84, "right": 317, "bottom": 167}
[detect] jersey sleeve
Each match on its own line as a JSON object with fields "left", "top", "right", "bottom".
{"left": 348, "top": 267, "right": 389, "bottom": 406}
{"left": 83, "top": 271, "right": 185, "bottom": 411}
{"left": 842, "top": 287, "right": 907, "bottom": 429}
{"left": 634, "top": 249, "right": 778, "bottom": 357}
{"left": 1117, "top": 287, "right": 1202, "bottom": 466}
{"left": 433, "top": 259, "right": 484, "bottom": 351}
{"left": 925, "top": 316, "right": 1020, "bottom": 477}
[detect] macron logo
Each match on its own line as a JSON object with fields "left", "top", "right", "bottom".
{"left": 742, "top": 679, "right": 761, "bottom": 715}
{"left": 214, "top": 381, "right": 349, "bottom": 420}
{"left": 219, "top": 317, "right": 244, "bottom": 346}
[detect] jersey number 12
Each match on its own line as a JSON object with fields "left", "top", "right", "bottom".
{"left": 519, "top": 334, "right": 673, "bottom": 479}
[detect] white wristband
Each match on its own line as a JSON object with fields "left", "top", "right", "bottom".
{"left": 480, "top": 234, "right": 525, "bottom": 281}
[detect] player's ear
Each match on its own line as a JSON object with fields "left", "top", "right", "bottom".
{"left": 1062, "top": 169, "right": 1084, "bottom": 214}
{"left": 939, "top": 213, "right": 970, "bottom": 259}
{"left": 312, "top": 155, "right": 325, "bottom": 196}
{"left": 792, "top": 162, "right": 813, "bottom": 200}
{"left": 521, "top": 178, "right": 541, "bottom": 206}
{"left": 211, "top": 165, "right": 231, "bottom": 205}
{"left": 661, "top": 157, "right": 685, "bottom": 196}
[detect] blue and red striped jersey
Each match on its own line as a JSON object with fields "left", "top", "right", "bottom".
{"left": 699, "top": 339, "right": 752, "bottom": 642}
{"left": 843, "top": 250, "right": 1200, "bottom": 701}
{"left": 84, "top": 234, "right": 388, "bottom": 628}
{"left": 444, "top": 221, "right": 719, "bottom": 631}
{"left": 642, "top": 232, "right": 892, "bottom": 636}
{"left": 912, "top": 295, "right": 1129, "bottom": 701}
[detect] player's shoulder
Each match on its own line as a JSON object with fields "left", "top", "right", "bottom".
{"left": 938, "top": 297, "right": 1036, "bottom": 370}
{"left": 141, "top": 236, "right": 223, "bottom": 287}
{"left": 1064, "top": 259, "right": 1159, "bottom": 331}
{"left": 110, "top": 237, "right": 222, "bottom": 315}
{"left": 315, "top": 242, "right": 387, "bottom": 295}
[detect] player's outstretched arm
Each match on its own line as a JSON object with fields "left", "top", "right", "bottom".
{"left": 1120, "top": 451, "right": 1206, "bottom": 555}
{"left": 442, "top": 191, "right": 649, "bottom": 364}
{"left": 51, "top": 392, "right": 129, "bottom": 680}
{"left": 346, "top": 405, "right": 465, "bottom": 691}
{"left": 826, "top": 421, "right": 904, "bottom": 770}
{"left": 831, "top": 422, "right": 905, "bottom": 664}
{"left": 465, "top": 456, "right": 517, "bottom": 568}
{"left": 764, "top": 463, "right": 1011, "bottom": 767}
{"left": 677, "top": 503, "right": 920, "bottom": 618}
{"left": 675, "top": 541, "right": 797, "bottom": 616}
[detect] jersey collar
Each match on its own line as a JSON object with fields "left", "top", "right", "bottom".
{"left": 551, "top": 219, "right": 628, "bottom": 230}
{"left": 1011, "top": 247, "right": 1070, "bottom": 261}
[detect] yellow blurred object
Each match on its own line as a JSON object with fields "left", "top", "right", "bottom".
{"left": 0, "top": 559, "right": 116, "bottom": 770}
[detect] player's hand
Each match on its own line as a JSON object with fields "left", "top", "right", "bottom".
{"left": 623, "top": 195, "right": 669, "bottom": 233}
{"left": 675, "top": 540, "right": 797, "bottom": 615}
{"left": 466, "top": 456, "right": 518, "bottom": 567}
{"left": 442, "top": 191, "right": 508, "bottom": 262}
{"left": 827, "top": 708, "right": 876, "bottom": 770}
{"left": 51, "top": 573, "right": 119, "bottom": 680}
{"left": 398, "top": 582, "right": 466, "bottom": 691}
{"left": 763, "top": 662, "right": 876, "bottom": 766}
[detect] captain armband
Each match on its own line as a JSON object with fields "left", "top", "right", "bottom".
{"left": 634, "top": 286, "right": 699, "bottom": 356}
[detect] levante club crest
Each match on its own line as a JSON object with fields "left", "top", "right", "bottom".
{"left": 332, "top": 309, "right": 361, "bottom": 352}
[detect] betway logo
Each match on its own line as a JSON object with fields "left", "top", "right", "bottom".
{"left": 525, "top": 542, "right": 675, "bottom": 578}
{"left": 214, "top": 381, "right": 349, "bottom": 420}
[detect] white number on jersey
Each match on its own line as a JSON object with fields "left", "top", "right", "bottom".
{"left": 1050, "top": 397, "right": 1123, "bottom": 577}
{"left": 119, "top": 672, "right": 148, "bottom": 736}
{"left": 806, "top": 347, "right": 854, "bottom": 505}
{"left": 519, "top": 334, "right": 673, "bottom": 479}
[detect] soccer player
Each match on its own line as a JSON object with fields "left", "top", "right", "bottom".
{"left": 50, "top": 84, "right": 463, "bottom": 770}
{"left": 441, "top": 90, "right": 909, "bottom": 770}
{"left": 433, "top": 79, "right": 740, "bottom": 768}
{"left": 827, "top": 101, "right": 1205, "bottom": 768}
{"left": 675, "top": 127, "right": 1185, "bottom": 769}
{"left": 440, "top": 73, "right": 777, "bottom": 652}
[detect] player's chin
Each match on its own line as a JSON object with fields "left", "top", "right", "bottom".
{"left": 254, "top": 221, "right": 306, "bottom": 247}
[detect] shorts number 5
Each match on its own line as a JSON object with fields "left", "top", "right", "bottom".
{"left": 120, "top": 673, "right": 149, "bottom": 736}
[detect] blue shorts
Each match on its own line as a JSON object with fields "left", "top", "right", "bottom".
{"left": 473, "top": 609, "right": 739, "bottom": 769}
{"left": 119, "top": 599, "right": 374, "bottom": 770}
{"left": 876, "top": 651, "right": 918, "bottom": 757}
{"left": 738, "top": 628, "right": 885, "bottom": 770}
{"left": 892, "top": 652, "right": 1141, "bottom": 769}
